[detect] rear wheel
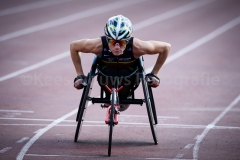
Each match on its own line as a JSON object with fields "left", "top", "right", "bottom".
{"left": 142, "top": 78, "right": 158, "bottom": 144}
{"left": 148, "top": 85, "right": 158, "bottom": 124}
{"left": 76, "top": 86, "right": 86, "bottom": 122}
{"left": 74, "top": 75, "right": 93, "bottom": 142}
{"left": 74, "top": 107, "right": 84, "bottom": 142}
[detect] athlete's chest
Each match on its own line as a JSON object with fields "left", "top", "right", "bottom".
{"left": 102, "top": 52, "right": 133, "bottom": 62}
{"left": 102, "top": 46, "right": 133, "bottom": 60}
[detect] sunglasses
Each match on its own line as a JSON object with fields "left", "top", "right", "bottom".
{"left": 107, "top": 39, "right": 128, "bottom": 47}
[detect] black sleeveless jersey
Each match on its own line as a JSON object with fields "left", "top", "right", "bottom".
{"left": 98, "top": 36, "right": 137, "bottom": 71}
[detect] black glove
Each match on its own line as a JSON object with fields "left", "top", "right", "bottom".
{"left": 145, "top": 73, "right": 160, "bottom": 87}
{"left": 74, "top": 75, "right": 87, "bottom": 89}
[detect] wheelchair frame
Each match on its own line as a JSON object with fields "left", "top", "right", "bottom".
{"left": 74, "top": 56, "right": 158, "bottom": 156}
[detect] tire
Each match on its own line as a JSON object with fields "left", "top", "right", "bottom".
{"left": 142, "top": 78, "right": 158, "bottom": 144}
{"left": 148, "top": 85, "right": 158, "bottom": 124}
{"left": 108, "top": 90, "right": 115, "bottom": 156}
{"left": 76, "top": 86, "right": 87, "bottom": 122}
{"left": 74, "top": 104, "right": 85, "bottom": 142}
{"left": 74, "top": 75, "right": 93, "bottom": 142}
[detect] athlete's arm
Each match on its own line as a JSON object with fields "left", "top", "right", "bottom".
{"left": 133, "top": 38, "right": 171, "bottom": 87}
{"left": 70, "top": 38, "right": 102, "bottom": 89}
{"left": 133, "top": 38, "right": 171, "bottom": 75}
{"left": 70, "top": 38, "right": 102, "bottom": 76}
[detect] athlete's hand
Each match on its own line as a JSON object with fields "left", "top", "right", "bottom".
{"left": 74, "top": 75, "right": 87, "bottom": 90}
{"left": 145, "top": 73, "right": 160, "bottom": 88}
{"left": 149, "top": 76, "right": 160, "bottom": 87}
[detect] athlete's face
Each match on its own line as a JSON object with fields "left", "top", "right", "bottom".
{"left": 107, "top": 38, "right": 128, "bottom": 56}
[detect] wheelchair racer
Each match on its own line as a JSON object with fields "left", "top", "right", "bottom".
{"left": 70, "top": 15, "right": 171, "bottom": 111}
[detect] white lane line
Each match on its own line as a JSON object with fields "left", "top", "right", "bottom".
{"left": 158, "top": 124, "right": 205, "bottom": 129}
{"left": 15, "top": 108, "right": 77, "bottom": 160}
{"left": 0, "top": 117, "right": 67, "bottom": 122}
{"left": 0, "top": 109, "right": 33, "bottom": 113}
{"left": 16, "top": 137, "right": 29, "bottom": 143}
{"left": 16, "top": 101, "right": 91, "bottom": 160}
{"left": 0, "top": 0, "right": 74, "bottom": 17}
{"left": 33, "top": 129, "right": 43, "bottom": 134}
{"left": 0, "top": 124, "right": 49, "bottom": 126}
{"left": 0, "top": 0, "right": 145, "bottom": 42}
{"left": 0, "top": 124, "right": 106, "bottom": 127}
{"left": 147, "top": 157, "right": 196, "bottom": 160}
{"left": 2, "top": 116, "right": 240, "bottom": 129}
{"left": 25, "top": 153, "right": 196, "bottom": 160}
{"left": 174, "top": 154, "right": 184, "bottom": 159}
{"left": 0, "top": 51, "right": 69, "bottom": 82}
{"left": 0, "top": 147, "right": 12, "bottom": 153}
{"left": 0, "top": 0, "right": 214, "bottom": 82}
{"left": 0, "top": 115, "right": 178, "bottom": 120}
{"left": 134, "top": 0, "right": 216, "bottom": 30}
{"left": 25, "top": 153, "right": 110, "bottom": 158}
{"left": 184, "top": 144, "right": 194, "bottom": 149}
{"left": 120, "top": 115, "right": 179, "bottom": 119}
{"left": 213, "top": 126, "right": 240, "bottom": 129}
{"left": 146, "top": 14, "right": 240, "bottom": 73}
{"left": 193, "top": 94, "right": 240, "bottom": 159}
{"left": 194, "top": 135, "right": 199, "bottom": 140}
{"left": 165, "top": 16, "right": 240, "bottom": 64}
{"left": 169, "top": 108, "right": 240, "bottom": 112}
{"left": 2, "top": 122, "right": 240, "bottom": 130}
{"left": 147, "top": 158, "right": 171, "bottom": 160}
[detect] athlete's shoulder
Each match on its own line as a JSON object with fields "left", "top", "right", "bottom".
{"left": 132, "top": 38, "right": 171, "bottom": 57}
{"left": 71, "top": 38, "right": 102, "bottom": 55}
{"left": 132, "top": 38, "right": 147, "bottom": 58}
{"left": 89, "top": 38, "right": 102, "bottom": 51}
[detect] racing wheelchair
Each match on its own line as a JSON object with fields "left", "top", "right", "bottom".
{"left": 74, "top": 56, "right": 158, "bottom": 156}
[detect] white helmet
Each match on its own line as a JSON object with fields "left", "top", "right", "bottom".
{"left": 104, "top": 15, "right": 133, "bottom": 40}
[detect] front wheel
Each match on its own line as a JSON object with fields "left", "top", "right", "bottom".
{"left": 108, "top": 90, "right": 115, "bottom": 156}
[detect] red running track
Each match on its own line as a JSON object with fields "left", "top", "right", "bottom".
{"left": 0, "top": 0, "right": 240, "bottom": 159}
